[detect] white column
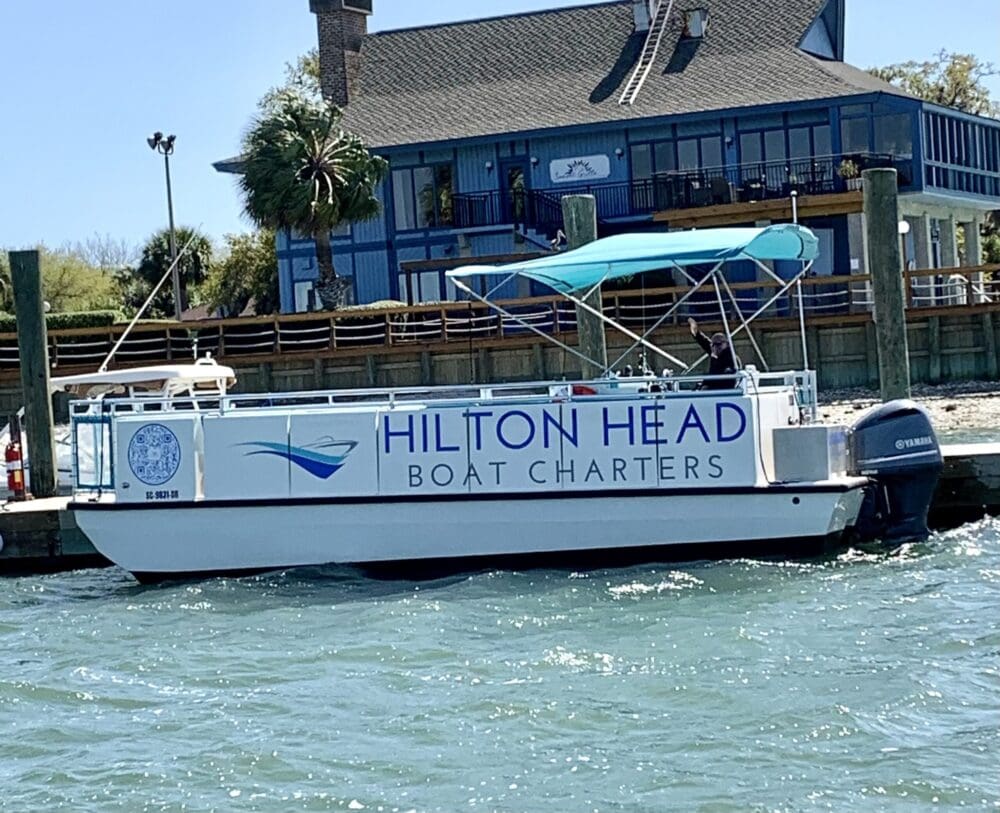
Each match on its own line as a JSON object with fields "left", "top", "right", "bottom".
{"left": 937, "top": 216, "right": 963, "bottom": 304}
{"left": 939, "top": 215, "right": 960, "bottom": 269}
{"left": 908, "top": 213, "right": 934, "bottom": 307}
{"left": 910, "top": 214, "right": 933, "bottom": 270}
{"left": 964, "top": 217, "right": 986, "bottom": 303}
{"left": 848, "top": 212, "right": 871, "bottom": 312}
{"left": 965, "top": 217, "right": 984, "bottom": 266}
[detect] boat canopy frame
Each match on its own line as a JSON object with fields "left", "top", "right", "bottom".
{"left": 446, "top": 225, "right": 819, "bottom": 378}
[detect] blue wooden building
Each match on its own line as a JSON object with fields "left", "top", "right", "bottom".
{"left": 222, "top": 0, "right": 1000, "bottom": 312}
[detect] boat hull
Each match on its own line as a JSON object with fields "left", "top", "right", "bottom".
{"left": 73, "top": 484, "right": 867, "bottom": 580}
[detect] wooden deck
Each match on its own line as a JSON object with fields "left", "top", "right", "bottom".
{"left": 653, "top": 190, "right": 864, "bottom": 228}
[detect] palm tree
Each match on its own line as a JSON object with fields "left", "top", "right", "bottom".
{"left": 240, "top": 92, "right": 388, "bottom": 310}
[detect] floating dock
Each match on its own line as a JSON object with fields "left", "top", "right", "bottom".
{"left": 2, "top": 443, "right": 999, "bottom": 576}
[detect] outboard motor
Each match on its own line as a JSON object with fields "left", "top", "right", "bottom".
{"left": 849, "top": 400, "right": 942, "bottom": 544}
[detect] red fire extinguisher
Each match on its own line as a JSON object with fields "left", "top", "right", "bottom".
{"left": 5, "top": 442, "right": 25, "bottom": 501}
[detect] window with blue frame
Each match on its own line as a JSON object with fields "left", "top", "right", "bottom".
{"left": 873, "top": 113, "right": 913, "bottom": 157}
{"left": 630, "top": 127, "right": 723, "bottom": 210}
{"left": 923, "top": 109, "right": 1000, "bottom": 196}
{"left": 787, "top": 124, "right": 833, "bottom": 159}
{"left": 392, "top": 164, "right": 455, "bottom": 230}
{"left": 397, "top": 268, "right": 452, "bottom": 304}
{"left": 839, "top": 104, "right": 871, "bottom": 154}
{"left": 629, "top": 141, "right": 674, "bottom": 210}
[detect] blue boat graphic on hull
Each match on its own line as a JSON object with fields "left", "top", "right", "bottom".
{"left": 240, "top": 438, "right": 358, "bottom": 480}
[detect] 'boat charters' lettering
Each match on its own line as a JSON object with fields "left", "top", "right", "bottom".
{"left": 406, "top": 455, "right": 726, "bottom": 490}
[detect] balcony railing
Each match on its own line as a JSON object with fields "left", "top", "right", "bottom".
{"left": 652, "top": 152, "right": 912, "bottom": 210}
{"left": 452, "top": 153, "right": 913, "bottom": 230}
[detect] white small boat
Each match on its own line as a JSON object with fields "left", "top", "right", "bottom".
{"left": 65, "top": 226, "right": 943, "bottom": 582}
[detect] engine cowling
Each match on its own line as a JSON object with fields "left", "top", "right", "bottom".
{"left": 849, "top": 400, "right": 942, "bottom": 544}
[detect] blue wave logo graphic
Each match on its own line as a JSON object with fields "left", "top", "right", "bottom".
{"left": 239, "top": 437, "right": 358, "bottom": 480}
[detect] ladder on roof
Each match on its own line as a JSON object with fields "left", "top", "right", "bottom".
{"left": 618, "top": 0, "right": 675, "bottom": 106}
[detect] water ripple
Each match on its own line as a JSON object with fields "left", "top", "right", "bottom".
{"left": 1, "top": 525, "right": 998, "bottom": 811}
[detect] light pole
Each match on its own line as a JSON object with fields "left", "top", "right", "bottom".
{"left": 147, "top": 131, "right": 181, "bottom": 320}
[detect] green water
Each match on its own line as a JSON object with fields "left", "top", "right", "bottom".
{"left": 2, "top": 522, "right": 998, "bottom": 812}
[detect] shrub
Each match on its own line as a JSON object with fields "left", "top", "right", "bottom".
{"left": 0, "top": 310, "right": 120, "bottom": 334}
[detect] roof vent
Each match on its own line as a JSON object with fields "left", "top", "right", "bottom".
{"left": 632, "top": 0, "right": 653, "bottom": 31}
{"left": 683, "top": 8, "right": 709, "bottom": 38}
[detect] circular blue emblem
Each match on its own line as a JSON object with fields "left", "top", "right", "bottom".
{"left": 127, "top": 424, "right": 182, "bottom": 486}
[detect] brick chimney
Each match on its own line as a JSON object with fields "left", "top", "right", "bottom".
{"left": 309, "top": 0, "right": 372, "bottom": 108}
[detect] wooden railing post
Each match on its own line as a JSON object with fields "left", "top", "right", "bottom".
{"left": 863, "top": 168, "right": 910, "bottom": 401}
{"left": 562, "top": 195, "right": 607, "bottom": 378}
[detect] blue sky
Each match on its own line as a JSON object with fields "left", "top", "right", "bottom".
{"left": 0, "top": 0, "right": 997, "bottom": 252}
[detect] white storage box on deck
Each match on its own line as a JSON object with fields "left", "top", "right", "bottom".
{"left": 773, "top": 425, "right": 848, "bottom": 483}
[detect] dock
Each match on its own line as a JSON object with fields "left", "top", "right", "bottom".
{"left": 930, "top": 443, "right": 1000, "bottom": 528}
{"left": 2, "top": 443, "right": 1000, "bottom": 575}
{"left": 0, "top": 496, "right": 107, "bottom": 574}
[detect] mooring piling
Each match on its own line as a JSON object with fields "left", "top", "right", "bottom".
{"left": 9, "top": 250, "right": 57, "bottom": 498}
{"left": 862, "top": 168, "right": 911, "bottom": 402}
{"left": 561, "top": 194, "right": 608, "bottom": 378}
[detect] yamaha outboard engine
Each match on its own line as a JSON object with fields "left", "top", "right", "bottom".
{"left": 849, "top": 400, "right": 942, "bottom": 544}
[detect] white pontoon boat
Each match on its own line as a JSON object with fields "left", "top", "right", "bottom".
{"left": 66, "top": 226, "right": 942, "bottom": 582}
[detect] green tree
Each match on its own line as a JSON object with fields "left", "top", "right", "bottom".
{"left": 239, "top": 92, "right": 388, "bottom": 310}
{"left": 41, "top": 247, "right": 118, "bottom": 313}
{"left": 0, "top": 253, "right": 11, "bottom": 313}
{"left": 259, "top": 50, "right": 321, "bottom": 112}
{"left": 872, "top": 52, "right": 999, "bottom": 265}
{"left": 202, "top": 231, "right": 280, "bottom": 317}
{"left": 984, "top": 213, "right": 1000, "bottom": 264}
{"left": 1, "top": 246, "right": 117, "bottom": 313}
{"left": 870, "top": 51, "right": 1000, "bottom": 117}
{"left": 117, "top": 227, "right": 214, "bottom": 318}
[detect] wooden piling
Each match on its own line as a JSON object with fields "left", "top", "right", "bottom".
{"left": 9, "top": 250, "right": 57, "bottom": 498}
{"left": 561, "top": 195, "right": 608, "bottom": 379}
{"left": 420, "top": 351, "right": 433, "bottom": 386}
{"left": 862, "top": 169, "right": 911, "bottom": 401}
{"left": 476, "top": 348, "right": 491, "bottom": 384}
{"left": 982, "top": 312, "right": 999, "bottom": 379}
{"left": 864, "top": 321, "right": 880, "bottom": 385}
{"left": 927, "top": 316, "right": 942, "bottom": 384}
{"left": 532, "top": 343, "right": 547, "bottom": 380}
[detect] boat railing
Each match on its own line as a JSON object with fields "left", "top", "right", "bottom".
{"left": 67, "top": 368, "right": 816, "bottom": 419}
{"left": 67, "top": 368, "right": 818, "bottom": 495}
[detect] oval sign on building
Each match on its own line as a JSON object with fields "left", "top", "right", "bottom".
{"left": 550, "top": 155, "right": 612, "bottom": 184}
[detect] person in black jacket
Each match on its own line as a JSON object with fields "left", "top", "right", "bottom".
{"left": 688, "top": 318, "right": 740, "bottom": 390}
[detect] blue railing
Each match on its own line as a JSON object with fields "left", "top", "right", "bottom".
{"left": 452, "top": 153, "right": 913, "bottom": 230}
{"left": 652, "top": 152, "right": 912, "bottom": 210}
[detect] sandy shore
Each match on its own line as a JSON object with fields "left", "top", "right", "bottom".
{"left": 819, "top": 381, "right": 1000, "bottom": 433}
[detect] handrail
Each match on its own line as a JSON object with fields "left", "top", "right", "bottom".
{"left": 1, "top": 264, "right": 997, "bottom": 341}
{"left": 70, "top": 368, "right": 815, "bottom": 418}
{"left": 2, "top": 264, "right": 998, "bottom": 372}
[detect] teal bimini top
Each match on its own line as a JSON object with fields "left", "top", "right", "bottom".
{"left": 445, "top": 224, "right": 819, "bottom": 295}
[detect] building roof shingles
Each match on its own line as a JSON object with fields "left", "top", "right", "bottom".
{"left": 341, "top": 0, "right": 908, "bottom": 148}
